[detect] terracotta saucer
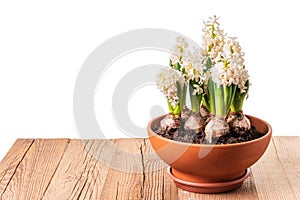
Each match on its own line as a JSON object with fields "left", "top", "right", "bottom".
{"left": 167, "top": 167, "right": 251, "bottom": 194}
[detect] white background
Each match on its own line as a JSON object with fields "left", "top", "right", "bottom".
{"left": 1, "top": 0, "right": 299, "bottom": 160}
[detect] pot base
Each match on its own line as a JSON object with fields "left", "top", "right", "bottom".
{"left": 167, "top": 167, "right": 251, "bottom": 194}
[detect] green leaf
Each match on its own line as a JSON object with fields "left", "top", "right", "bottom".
{"left": 181, "top": 67, "right": 185, "bottom": 74}
{"left": 230, "top": 81, "right": 249, "bottom": 112}
{"left": 215, "top": 84, "right": 225, "bottom": 117}
{"left": 167, "top": 101, "right": 174, "bottom": 113}
{"left": 205, "top": 57, "right": 212, "bottom": 70}
{"left": 207, "top": 78, "right": 216, "bottom": 114}
{"left": 173, "top": 105, "right": 181, "bottom": 115}
{"left": 169, "top": 59, "right": 173, "bottom": 67}
{"left": 189, "top": 84, "right": 201, "bottom": 112}
{"left": 182, "top": 83, "right": 187, "bottom": 108}
{"left": 174, "top": 62, "right": 181, "bottom": 71}
{"left": 202, "top": 95, "right": 209, "bottom": 109}
{"left": 176, "top": 81, "right": 183, "bottom": 106}
{"left": 223, "top": 86, "right": 230, "bottom": 111}
{"left": 176, "top": 81, "right": 182, "bottom": 97}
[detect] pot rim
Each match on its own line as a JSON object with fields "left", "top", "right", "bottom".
{"left": 148, "top": 114, "right": 272, "bottom": 148}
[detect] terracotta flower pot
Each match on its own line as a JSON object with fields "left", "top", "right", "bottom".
{"left": 147, "top": 115, "right": 272, "bottom": 193}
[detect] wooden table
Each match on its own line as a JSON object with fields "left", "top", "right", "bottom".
{"left": 0, "top": 137, "right": 299, "bottom": 199}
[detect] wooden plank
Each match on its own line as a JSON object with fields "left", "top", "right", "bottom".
{"left": 0, "top": 139, "right": 34, "bottom": 194}
{"left": 100, "top": 139, "right": 146, "bottom": 200}
{"left": 77, "top": 139, "right": 117, "bottom": 200}
{"left": 42, "top": 139, "right": 114, "bottom": 200}
{"left": 1, "top": 139, "right": 70, "bottom": 200}
{"left": 251, "top": 137, "right": 297, "bottom": 199}
{"left": 0, "top": 137, "right": 298, "bottom": 199}
{"left": 142, "top": 139, "right": 178, "bottom": 200}
{"left": 272, "top": 136, "right": 300, "bottom": 199}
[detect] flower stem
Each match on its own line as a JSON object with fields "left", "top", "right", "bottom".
{"left": 215, "top": 84, "right": 225, "bottom": 117}
{"left": 166, "top": 81, "right": 187, "bottom": 116}
{"left": 230, "top": 80, "right": 249, "bottom": 113}
{"left": 207, "top": 78, "right": 216, "bottom": 115}
{"left": 207, "top": 78, "right": 237, "bottom": 118}
{"left": 189, "top": 81, "right": 202, "bottom": 112}
{"left": 225, "top": 85, "right": 237, "bottom": 114}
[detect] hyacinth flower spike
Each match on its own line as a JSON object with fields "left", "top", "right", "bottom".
{"left": 200, "top": 16, "right": 250, "bottom": 143}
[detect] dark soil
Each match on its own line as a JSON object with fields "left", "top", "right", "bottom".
{"left": 153, "top": 125, "right": 264, "bottom": 145}
{"left": 215, "top": 126, "right": 263, "bottom": 144}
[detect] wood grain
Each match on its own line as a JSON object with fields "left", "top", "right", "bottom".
{"left": 0, "top": 139, "right": 34, "bottom": 195}
{"left": 251, "top": 137, "right": 298, "bottom": 199}
{"left": 0, "top": 137, "right": 299, "bottom": 200}
{"left": 42, "top": 139, "right": 113, "bottom": 200}
{"left": 99, "top": 139, "right": 146, "bottom": 199}
{"left": 272, "top": 136, "right": 300, "bottom": 199}
{"left": 0, "top": 139, "right": 70, "bottom": 200}
{"left": 142, "top": 139, "right": 178, "bottom": 200}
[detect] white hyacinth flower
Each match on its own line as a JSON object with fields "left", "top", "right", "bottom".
{"left": 172, "top": 37, "right": 188, "bottom": 56}
{"left": 169, "top": 54, "right": 181, "bottom": 66}
{"left": 201, "top": 17, "right": 249, "bottom": 92}
{"left": 238, "top": 68, "right": 249, "bottom": 93}
{"left": 192, "top": 84, "right": 203, "bottom": 95}
{"left": 169, "top": 36, "right": 206, "bottom": 98}
{"left": 201, "top": 15, "right": 226, "bottom": 63}
{"left": 156, "top": 68, "right": 185, "bottom": 108}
